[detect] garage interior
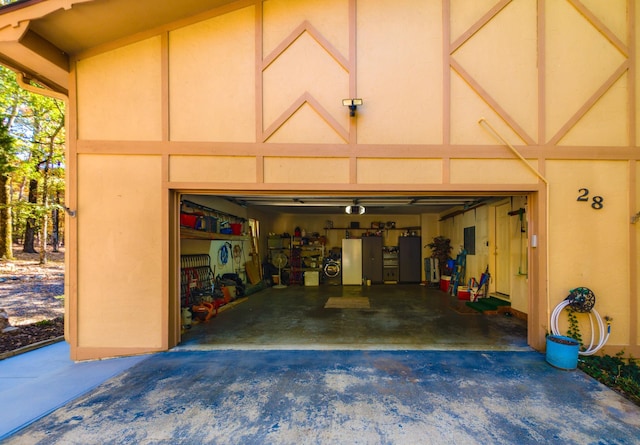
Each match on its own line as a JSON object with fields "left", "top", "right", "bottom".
{"left": 178, "top": 193, "right": 530, "bottom": 350}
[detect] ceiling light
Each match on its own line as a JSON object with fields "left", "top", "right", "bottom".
{"left": 345, "top": 205, "right": 365, "bottom": 215}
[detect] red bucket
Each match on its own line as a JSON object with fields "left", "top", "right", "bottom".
{"left": 230, "top": 223, "right": 242, "bottom": 235}
{"left": 439, "top": 276, "right": 451, "bottom": 292}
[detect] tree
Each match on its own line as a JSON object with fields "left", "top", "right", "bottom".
{"left": 0, "top": 66, "right": 66, "bottom": 263}
{"left": 0, "top": 122, "right": 15, "bottom": 259}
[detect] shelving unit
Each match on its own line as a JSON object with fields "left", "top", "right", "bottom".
{"left": 180, "top": 228, "right": 248, "bottom": 241}
{"left": 267, "top": 236, "right": 324, "bottom": 285}
{"left": 291, "top": 237, "right": 324, "bottom": 285}
{"left": 324, "top": 226, "right": 421, "bottom": 233}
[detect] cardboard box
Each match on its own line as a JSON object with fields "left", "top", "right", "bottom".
{"left": 304, "top": 271, "right": 319, "bottom": 286}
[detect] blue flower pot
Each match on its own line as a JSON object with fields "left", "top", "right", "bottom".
{"left": 546, "top": 335, "right": 580, "bottom": 370}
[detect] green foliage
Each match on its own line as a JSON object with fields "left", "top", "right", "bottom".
{"left": 579, "top": 353, "right": 640, "bottom": 406}
{"left": 34, "top": 319, "right": 53, "bottom": 327}
{"left": 567, "top": 309, "right": 640, "bottom": 406}
{"left": 565, "top": 308, "right": 583, "bottom": 347}
{"left": 427, "top": 236, "right": 453, "bottom": 275}
{"left": 0, "top": 66, "right": 66, "bottom": 251}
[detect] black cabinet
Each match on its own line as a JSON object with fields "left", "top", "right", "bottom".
{"left": 362, "top": 237, "right": 383, "bottom": 283}
{"left": 399, "top": 236, "right": 421, "bottom": 283}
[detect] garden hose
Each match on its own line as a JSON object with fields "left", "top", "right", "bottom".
{"left": 550, "top": 287, "right": 611, "bottom": 356}
{"left": 218, "top": 242, "right": 232, "bottom": 267}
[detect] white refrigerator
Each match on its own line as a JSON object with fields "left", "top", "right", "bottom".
{"left": 341, "top": 239, "right": 363, "bottom": 285}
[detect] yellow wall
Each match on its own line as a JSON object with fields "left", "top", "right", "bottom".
{"left": 76, "top": 155, "right": 163, "bottom": 349}
{"left": 438, "top": 197, "right": 528, "bottom": 315}
{"left": 169, "top": 7, "right": 256, "bottom": 142}
{"left": 66, "top": 0, "right": 640, "bottom": 358}
{"left": 357, "top": 0, "right": 443, "bottom": 144}
{"left": 77, "top": 37, "right": 162, "bottom": 141}
{"left": 547, "top": 160, "right": 630, "bottom": 347}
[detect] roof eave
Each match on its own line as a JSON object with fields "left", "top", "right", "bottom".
{"left": 0, "top": 0, "right": 95, "bottom": 95}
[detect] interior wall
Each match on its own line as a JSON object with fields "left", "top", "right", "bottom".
{"left": 269, "top": 213, "right": 422, "bottom": 250}
{"left": 437, "top": 196, "right": 528, "bottom": 315}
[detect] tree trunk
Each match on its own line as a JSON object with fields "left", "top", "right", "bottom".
{"left": 51, "top": 189, "right": 60, "bottom": 252}
{"left": 0, "top": 174, "right": 13, "bottom": 259}
{"left": 23, "top": 178, "right": 38, "bottom": 253}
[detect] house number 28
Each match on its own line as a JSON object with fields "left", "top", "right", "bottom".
{"left": 577, "top": 188, "right": 604, "bottom": 209}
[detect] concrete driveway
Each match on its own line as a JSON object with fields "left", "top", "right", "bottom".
{"left": 3, "top": 348, "right": 639, "bottom": 444}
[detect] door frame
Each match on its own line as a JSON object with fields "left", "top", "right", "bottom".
{"left": 167, "top": 188, "right": 548, "bottom": 352}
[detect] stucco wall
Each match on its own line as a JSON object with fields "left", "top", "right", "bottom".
{"left": 67, "top": 0, "right": 639, "bottom": 358}
{"left": 76, "top": 154, "right": 163, "bottom": 349}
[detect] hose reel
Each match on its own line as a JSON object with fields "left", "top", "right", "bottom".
{"left": 566, "top": 287, "right": 596, "bottom": 313}
{"left": 550, "top": 287, "right": 610, "bottom": 356}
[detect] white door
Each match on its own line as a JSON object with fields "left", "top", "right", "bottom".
{"left": 495, "top": 203, "right": 511, "bottom": 296}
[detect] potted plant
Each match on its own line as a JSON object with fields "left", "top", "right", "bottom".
{"left": 427, "top": 236, "right": 453, "bottom": 276}
{"left": 546, "top": 335, "right": 580, "bottom": 370}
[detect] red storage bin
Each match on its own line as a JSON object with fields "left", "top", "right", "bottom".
{"left": 180, "top": 213, "right": 198, "bottom": 229}
{"left": 457, "top": 286, "right": 471, "bottom": 300}
{"left": 439, "top": 276, "right": 451, "bottom": 292}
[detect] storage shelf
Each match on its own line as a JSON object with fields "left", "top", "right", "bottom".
{"left": 180, "top": 228, "right": 248, "bottom": 241}
{"left": 324, "top": 227, "right": 420, "bottom": 231}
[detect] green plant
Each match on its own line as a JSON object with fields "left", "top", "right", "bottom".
{"left": 34, "top": 319, "right": 53, "bottom": 326}
{"left": 565, "top": 309, "right": 640, "bottom": 406}
{"left": 427, "top": 236, "right": 453, "bottom": 276}
{"left": 565, "top": 308, "right": 583, "bottom": 347}
{"left": 579, "top": 352, "right": 640, "bottom": 406}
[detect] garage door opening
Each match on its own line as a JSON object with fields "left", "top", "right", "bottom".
{"left": 174, "top": 192, "right": 533, "bottom": 351}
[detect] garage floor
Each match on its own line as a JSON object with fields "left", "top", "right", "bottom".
{"left": 177, "top": 284, "right": 529, "bottom": 351}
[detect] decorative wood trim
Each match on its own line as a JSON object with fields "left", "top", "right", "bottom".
{"left": 348, "top": 0, "right": 357, "bottom": 146}
{"left": 256, "top": 154, "right": 264, "bottom": 183}
{"left": 538, "top": 0, "right": 546, "bottom": 145}
{"left": 442, "top": 157, "right": 451, "bottom": 184}
{"left": 349, "top": 157, "right": 357, "bottom": 184}
{"left": 165, "top": 182, "right": 543, "bottom": 194}
{"left": 67, "top": 59, "right": 79, "bottom": 357}
{"left": 74, "top": 139, "right": 640, "bottom": 160}
{"left": 261, "top": 19, "right": 349, "bottom": 71}
{"left": 548, "top": 61, "right": 629, "bottom": 146}
{"left": 568, "top": 0, "right": 628, "bottom": 57}
{"left": 255, "top": 0, "right": 263, "bottom": 146}
{"left": 443, "top": 0, "right": 451, "bottom": 146}
{"left": 628, "top": 0, "right": 636, "bottom": 147}
{"left": 450, "top": 58, "right": 536, "bottom": 145}
{"left": 450, "top": 0, "right": 512, "bottom": 53}
{"left": 160, "top": 152, "right": 169, "bottom": 349}
{"left": 262, "top": 92, "right": 349, "bottom": 143}
{"left": 160, "top": 32, "right": 169, "bottom": 142}
{"left": 629, "top": 160, "right": 638, "bottom": 347}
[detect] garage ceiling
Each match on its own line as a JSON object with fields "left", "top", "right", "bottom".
{"left": 216, "top": 194, "right": 504, "bottom": 215}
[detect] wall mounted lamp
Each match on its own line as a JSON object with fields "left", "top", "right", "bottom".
{"left": 342, "top": 98, "right": 363, "bottom": 117}
{"left": 345, "top": 205, "right": 365, "bottom": 215}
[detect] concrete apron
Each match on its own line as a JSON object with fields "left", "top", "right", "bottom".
{"left": 4, "top": 350, "right": 640, "bottom": 444}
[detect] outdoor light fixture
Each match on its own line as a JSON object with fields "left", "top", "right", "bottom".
{"left": 345, "top": 205, "right": 365, "bottom": 215}
{"left": 342, "top": 98, "right": 363, "bottom": 116}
